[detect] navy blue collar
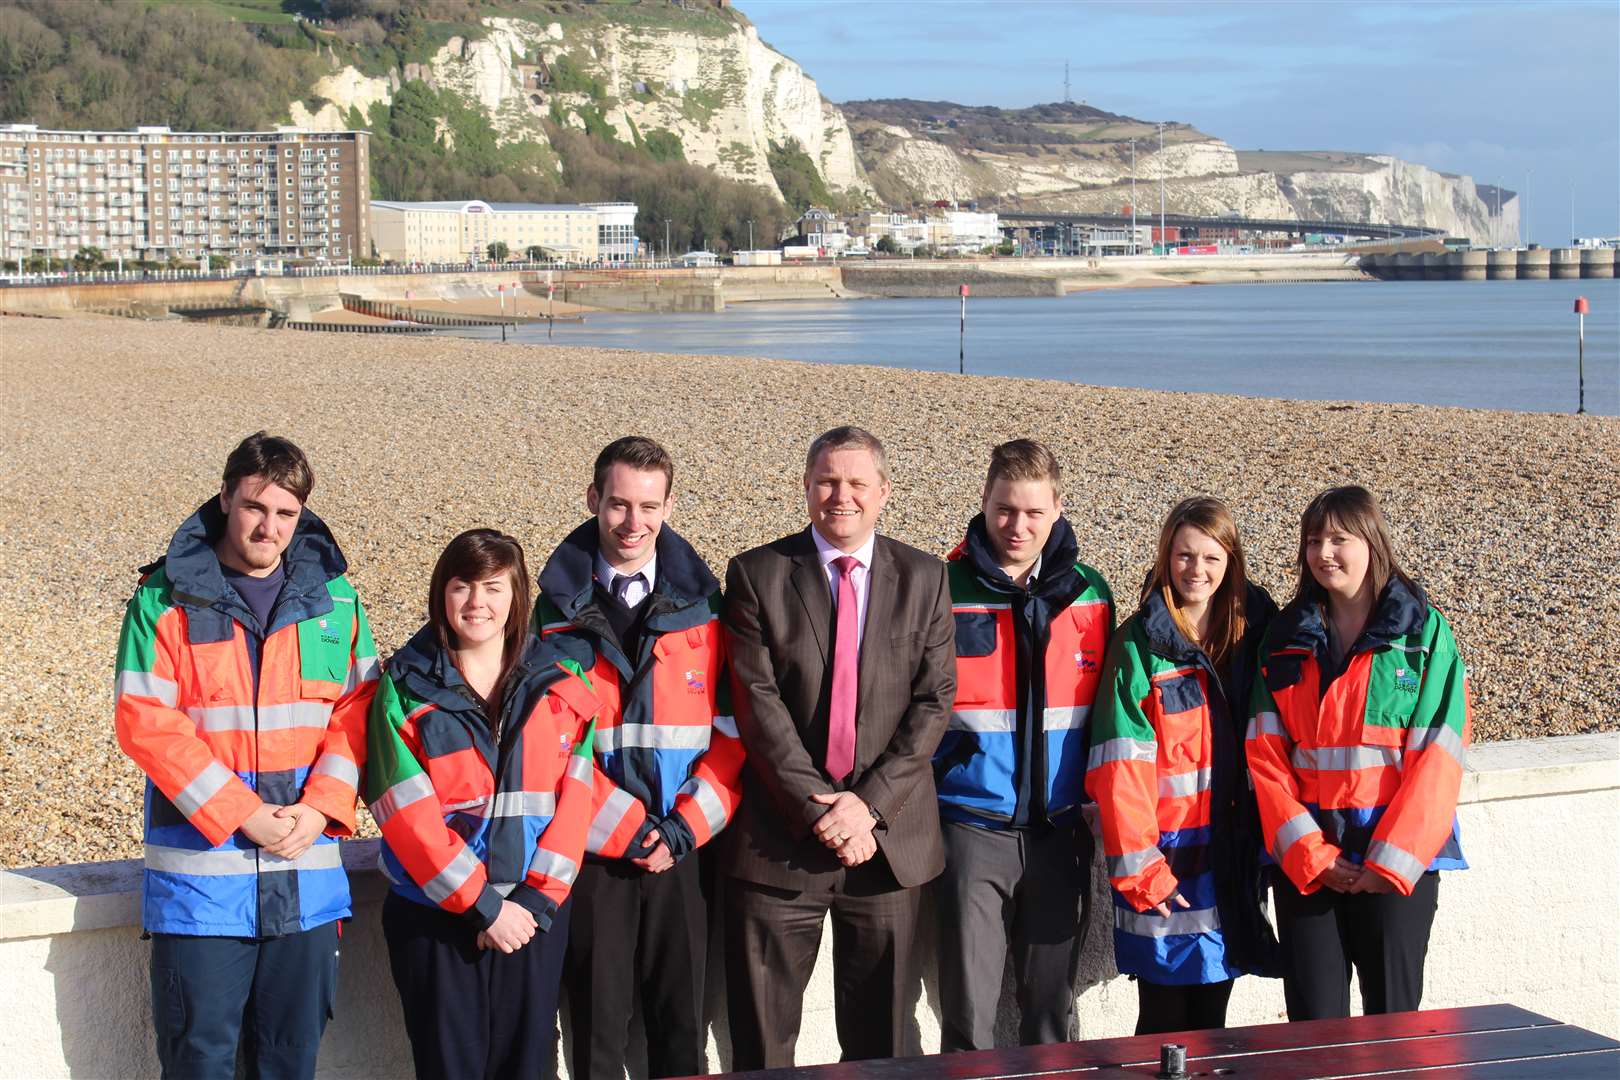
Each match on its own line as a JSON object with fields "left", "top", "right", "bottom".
{"left": 538, "top": 518, "right": 718, "bottom": 622}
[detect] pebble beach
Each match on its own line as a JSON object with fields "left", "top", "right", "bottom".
{"left": 1, "top": 315, "right": 1615, "bottom": 869}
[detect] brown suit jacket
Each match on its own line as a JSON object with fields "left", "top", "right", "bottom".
{"left": 721, "top": 527, "right": 956, "bottom": 890}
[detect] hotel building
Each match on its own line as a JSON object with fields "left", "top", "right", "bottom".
{"left": 369, "top": 199, "right": 641, "bottom": 263}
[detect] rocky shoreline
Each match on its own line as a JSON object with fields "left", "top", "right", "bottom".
{"left": 2, "top": 315, "right": 1614, "bottom": 868}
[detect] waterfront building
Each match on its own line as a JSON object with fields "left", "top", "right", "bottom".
{"left": 0, "top": 124, "right": 369, "bottom": 265}
{"left": 369, "top": 199, "right": 606, "bottom": 262}
{"left": 796, "top": 207, "right": 850, "bottom": 254}
{"left": 931, "top": 209, "right": 1001, "bottom": 253}
{"left": 584, "top": 201, "right": 640, "bottom": 261}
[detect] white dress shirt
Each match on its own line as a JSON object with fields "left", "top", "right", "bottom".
{"left": 811, "top": 526, "right": 874, "bottom": 646}
{"left": 594, "top": 550, "right": 656, "bottom": 608}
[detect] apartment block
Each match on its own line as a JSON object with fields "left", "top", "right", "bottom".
{"left": 370, "top": 200, "right": 642, "bottom": 263}
{"left": 0, "top": 124, "right": 369, "bottom": 264}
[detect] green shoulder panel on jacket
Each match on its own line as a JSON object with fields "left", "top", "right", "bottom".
{"left": 363, "top": 671, "right": 432, "bottom": 803}
{"left": 297, "top": 575, "right": 363, "bottom": 683}
{"left": 1363, "top": 606, "right": 1461, "bottom": 734}
{"left": 1074, "top": 561, "right": 1113, "bottom": 607}
{"left": 1092, "top": 614, "right": 1157, "bottom": 744}
{"left": 116, "top": 565, "right": 178, "bottom": 676}
{"left": 532, "top": 591, "right": 568, "bottom": 632}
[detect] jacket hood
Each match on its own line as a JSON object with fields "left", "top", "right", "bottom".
{"left": 157, "top": 495, "right": 347, "bottom": 612}
{"left": 537, "top": 518, "right": 719, "bottom": 620}
{"left": 1270, "top": 573, "right": 1429, "bottom": 656}
{"left": 951, "top": 512, "right": 1082, "bottom": 600}
{"left": 1139, "top": 580, "right": 1279, "bottom": 663}
{"left": 387, "top": 623, "right": 551, "bottom": 715}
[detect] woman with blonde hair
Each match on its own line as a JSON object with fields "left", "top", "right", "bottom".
{"left": 1247, "top": 485, "right": 1469, "bottom": 1021}
{"left": 1088, "top": 496, "right": 1280, "bottom": 1034}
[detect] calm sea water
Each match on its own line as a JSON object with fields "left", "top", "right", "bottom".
{"left": 448, "top": 279, "right": 1620, "bottom": 414}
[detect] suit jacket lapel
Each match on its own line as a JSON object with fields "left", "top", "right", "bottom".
{"left": 788, "top": 529, "right": 830, "bottom": 662}
{"left": 857, "top": 536, "right": 897, "bottom": 718}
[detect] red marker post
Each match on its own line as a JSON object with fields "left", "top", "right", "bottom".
{"left": 498, "top": 283, "right": 506, "bottom": 343}
{"left": 959, "top": 283, "right": 970, "bottom": 374}
{"left": 1573, "top": 296, "right": 1589, "bottom": 414}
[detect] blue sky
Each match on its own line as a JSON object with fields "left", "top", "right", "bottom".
{"left": 742, "top": 0, "right": 1619, "bottom": 243}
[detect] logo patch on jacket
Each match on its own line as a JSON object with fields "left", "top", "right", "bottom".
{"left": 1075, "top": 650, "right": 1098, "bottom": 672}
{"left": 1393, "top": 668, "right": 1420, "bottom": 694}
{"left": 559, "top": 733, "right": 573, "bottom": 754}
{"left": 684, "top": 669, "right": 706, "bottom": 692}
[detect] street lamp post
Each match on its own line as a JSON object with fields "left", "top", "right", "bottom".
{"left": 664, "top": 218, "right": 672, "bottom": 262}
{"left": 1130, "top": 139, "right": 1137, "bottom": 256}
{"left": 1158, "top": 121, "right": 1166, "bottom": 255}
{"left": 747, "top": 219, "right": 755, "bottom": 251}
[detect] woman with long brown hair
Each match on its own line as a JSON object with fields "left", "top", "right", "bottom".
{"left": 365, "top": 529, "right": 601, "bottom": 1078}
{"left": 1247, "top": 486, "right": 1469, "bottom": 1021}
{"left": 1088, "top": 496, "right": 1280, "bottom": 1034}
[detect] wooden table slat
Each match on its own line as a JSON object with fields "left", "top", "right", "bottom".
{"left": 1379, "top": 1048, "right": 1620, "bottom": 1078}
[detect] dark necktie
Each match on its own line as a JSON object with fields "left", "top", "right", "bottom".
{"left": 613, "top": 571, "right": 645, "bottom": 607}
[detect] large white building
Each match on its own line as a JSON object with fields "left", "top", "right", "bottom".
{"left": 0, "top": 124, "right": 369, "bottom": 265}
{"left": 369, "top": 199, "right": 642, "bottom": 263}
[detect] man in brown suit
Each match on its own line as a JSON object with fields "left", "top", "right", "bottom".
{"left": 721, "top": 425, "right": 956, "bottom": 1068}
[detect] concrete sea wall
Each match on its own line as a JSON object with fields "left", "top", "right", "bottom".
{"left": 1, "top": 733, "right": 1614, "bottom": 1078}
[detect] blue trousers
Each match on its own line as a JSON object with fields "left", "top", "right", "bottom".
{"left": 150, "top": 921, "right": 340, "bottom": 1080}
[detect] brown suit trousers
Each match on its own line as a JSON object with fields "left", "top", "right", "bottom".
{"left": 721, "top": 528, "right": 956, "bottom": 1067}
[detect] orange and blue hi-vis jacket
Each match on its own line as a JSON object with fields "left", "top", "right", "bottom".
{"left": 364, "top": 627, "right": 598, "bottom": 931}
{"left": 534, "top": 521, "right": 743, "bottom": 863}
{"left": 114, "top": 499, "right": 378, "bottom": 937}
{"left": 1087, "top": 584, "right": 1280, "bottom": 986}
{"left": 1247, "top": 576, "right": 1469, "bottom": 897}
{"left": 936, "top": 515, "right": 1113, "bottom": 829}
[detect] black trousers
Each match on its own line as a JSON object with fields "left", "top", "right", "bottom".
{"left": 1271, "top": 868, "right": 1440, "bottom": 1021}
{"left": 149, "top": 922, "right": 339, "bottom": 1080}
{"left": 725, "top": 857, "right": 921, "bottom": 1070}
{"left": 382, "top": 892, "right": 571, "bottom": 1080}
{"left": 1134, "top": 978, "right": 1235, "bottom": 1035}
{"left": 562, "top": 856, "right": 708, "bottom": 1080}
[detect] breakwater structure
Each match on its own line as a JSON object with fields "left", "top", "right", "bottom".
{"left": 1362, "top": 247, "right": 1616, "bottom": 282}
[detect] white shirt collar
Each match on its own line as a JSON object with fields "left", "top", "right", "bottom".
{"left": 594, "top": 549, "right": 657, "bottom": 592}
{"left": 811, "top": 526, "right": 875, "bottom": 571}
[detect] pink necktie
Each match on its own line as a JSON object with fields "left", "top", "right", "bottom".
{"left": 826, "top": 555, "right": 860, "bottom": 781}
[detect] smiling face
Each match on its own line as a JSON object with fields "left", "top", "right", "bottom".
{"left": 443, "top": 570, "right": 515, "bottom": 651}
{"left": 1305, "top": 517, "right": 1372, "bottom": 603}
{"left": 588, "top": 463, "right": 672, "bottom": 573}
{"left": 1169, "top": 524, "right": 1230, "bottom": 613}
{"left": 805, "top": 446, "right": 891, "bottom": 552}
{"left": 216, "top": 475, "right": 302, "bottom": 576}
{"left": 982, "top": 477, "right": 1060, "bottom": 579}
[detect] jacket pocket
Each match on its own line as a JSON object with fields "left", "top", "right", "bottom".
{"left": 953, "top": 611, "right": 997, "bottom": 658}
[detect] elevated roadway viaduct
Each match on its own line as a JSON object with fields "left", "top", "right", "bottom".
{"left": 999, "top": 211, "right": 1446, "bottom": 240}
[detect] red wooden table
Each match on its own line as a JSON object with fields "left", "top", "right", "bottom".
{"left": 689, "top": 1004, "right": 1618, "bottom": 1078}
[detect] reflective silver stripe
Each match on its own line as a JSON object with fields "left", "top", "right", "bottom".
{"left": 172, "top": 761, "right": 235, "bottom": 818}
{"left": 1247, "top": 711, "right": 1288, "bottom": 741}
{"left": 1159, "top": 767, "right": 1211, "bottom": 800}
{"left": 1087, "top": 738, "right": 1157, "bottom": 771}
{"left": 587, "top": 787, "right": 639, "bottom": 853}
{"left": 1108, "top": 847, "right": 1164, "bottom": 878}
{"left": 950, "top": 708, "right": 1016, "bottom": 733}
{"left": 186, "top": 701, "right": 333, "bottom": 733}
{"left": 528, "top": 848, "right": 579, "bottom": 887}
{"left": 595, "top": 723, "right": 711, "bottom": 752}
{"left": 1070, "top": 596, "right": 1110, "bottom": 608}
{"left": 678, "top": 775, "right": 728, "bottom": 834}
{"left": 1367, "top": 840, "right": 1425, "bottom": 885}
{"left": 1386, "top": 642, "right": 1430, "bottom": 654}
{"left": 1293, "top": 745, "right": 1403, "bottom": 772}
{"left": 492, "top": 881, "right": 517, "bottom": 897}
{"left": 442, "top": 796, "right": 489, "bottom": 815}
{"left": 712, "top": 714, "right": 739, "bottom": 739}
{"left": 1273, "top": 810, "right": 1320, "bottom": 861}
{"left": 566, "top": 752, "right": 593, "bottom": 785}
{"left": 491, "top": 791, "right": 558, "bottom": 819}
{"left": 144, "top": 841, "right": 342, "bottom": 875}
{"left": 370, "top": 771, "right": 436, "bottom": 827}
{"left": 310, "top": 752, "right": 359, "bottom": 790}
{"left": 952, "top": 603, "right": 1011, "bottom": 612}
{"left": 1155, "top": 666, "right": 1199, "bottom": 682}
{"left": 1043, "top": 704, "right": 1090, "bottom": 731}
{"left": 1115, "top": 904, "right": 1221, "bottom": 937}
{"left": 538, "top": 620, "right": 572, "bottom": 634}
{"left": 423, "top": 844, "right": 483, "bottom": 904}
{"left": 340, "top": 654, "right": 381, "bottom": 695}
{"left": 115, "top": 670, "right": 179, "bottom": 707}
{"left": 1407, "top": 723, "right": 1466, "bottom": 766}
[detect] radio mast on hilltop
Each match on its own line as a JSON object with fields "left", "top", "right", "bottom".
{"left": 1064, "top": 61, "right": 1072, "bottom": 104}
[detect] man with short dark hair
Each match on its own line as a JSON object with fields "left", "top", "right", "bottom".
{"left": 534, "top": 435, "right": 743, "bottom": 1079}
{"left": 114, "top": 432, "right": 378, "bottom": 1079}
{"left": 722, "top": 425, "right": 956, "bottom": 1068}
{"left": 934, "top": 439, "right": 1113, "bottom": 1050}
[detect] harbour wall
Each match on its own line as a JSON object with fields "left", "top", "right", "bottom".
{"left": 1362, "top": 248, "right": 1616, "bottom": 282}
{"left": 0, "top": 733, "right": 1614, "bottom": 1077}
